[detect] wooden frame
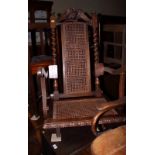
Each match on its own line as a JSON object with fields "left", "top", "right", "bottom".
{"left": 103, "top": 24, "right": 126, "bottom": 66}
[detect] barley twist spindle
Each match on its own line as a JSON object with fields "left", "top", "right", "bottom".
{"left": 50, "top": 15, "right": 59, "bottom": 99}
{"left": 92, "top": 13, "right": 102, "bottom": 96}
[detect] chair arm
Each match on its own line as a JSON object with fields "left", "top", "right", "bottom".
{"left": 92, "top": 97, "right": 126, "bottom": 136}
{"left": 37, "top": 67, "right": 48, "bottom": 78}
{"left": 96, "top": 96, "right": 126, "bottom": 111}
{"left": 95, "top": 63, "right": 125, "bottom": 77}
{"left": 104, "top": 65, "right": 125, "bottom": 75}
{"left": 104, "top": 67, "right": 120, "bottom": 75}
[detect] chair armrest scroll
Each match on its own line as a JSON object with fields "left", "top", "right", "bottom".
{"left": 92, "top": 97, "right": 126, "bottom": 136}
{"left": 37, "top": 67, "right": 48, "bottom": 78}
{"left": 96, "top": 96, "right": 126, "bottom": 111}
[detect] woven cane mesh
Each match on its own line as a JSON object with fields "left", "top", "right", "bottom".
{"left": 42, "top": 98, "right": 125, "bottom": 129}
{"left": 61, "top": 22, "right": 91, "bottom": 95}
{"left": 53, "top": 98, "right": 107, "bottom": 119}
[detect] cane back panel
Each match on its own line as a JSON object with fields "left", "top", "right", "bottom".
{"left": 61, "top": 22, "right": 91, "bottom": 95}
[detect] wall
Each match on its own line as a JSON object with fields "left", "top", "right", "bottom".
{"left": 43, "top": 0, "right": 126, "bottom": 16}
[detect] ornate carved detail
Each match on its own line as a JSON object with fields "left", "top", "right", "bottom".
{"left": 59, "top": 8, "right": 91, "bottom": 23}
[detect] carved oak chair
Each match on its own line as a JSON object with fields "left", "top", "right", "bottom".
{"left": 38, "top": 9, "right": 126, "bottom": 141}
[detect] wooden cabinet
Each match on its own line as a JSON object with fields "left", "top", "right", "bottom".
{"left": 28, "top": 1, "right": 53, "bottom": 117}
{"left": 98, "top": 15, "right": 126, "bottom": 99}
{"left": 103, "top": 24, "right": 126, "bottom": 67}
{"left": 28, "top": 1, "right": 53, "bottom": 57}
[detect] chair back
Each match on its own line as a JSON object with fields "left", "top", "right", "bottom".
{"left": 61, "top": 22, "right": 92, "bottom": 95}
{"left": 51, "top": 9, "right": 101, "bottom": 98}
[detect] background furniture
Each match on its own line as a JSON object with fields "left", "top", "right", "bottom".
{"left": 91, "top": 125, "right": 126, "bottom": 155}
{"left": 97, "top": 15, "right": 126, "bottom": 100}
{"left": 28, "top": 0, "right": 53, "bottom": 119}
{"left": 28, "top": 0, "right": 53, "bottom": 57}
{"left": 103, "top": 24, "right": 126, "bottom": 68}
{"left": 28, "top": 115, "right": 42, "bottom": 155}
{"left": 101, "top": 24, "right": 126, "bottom": 100}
